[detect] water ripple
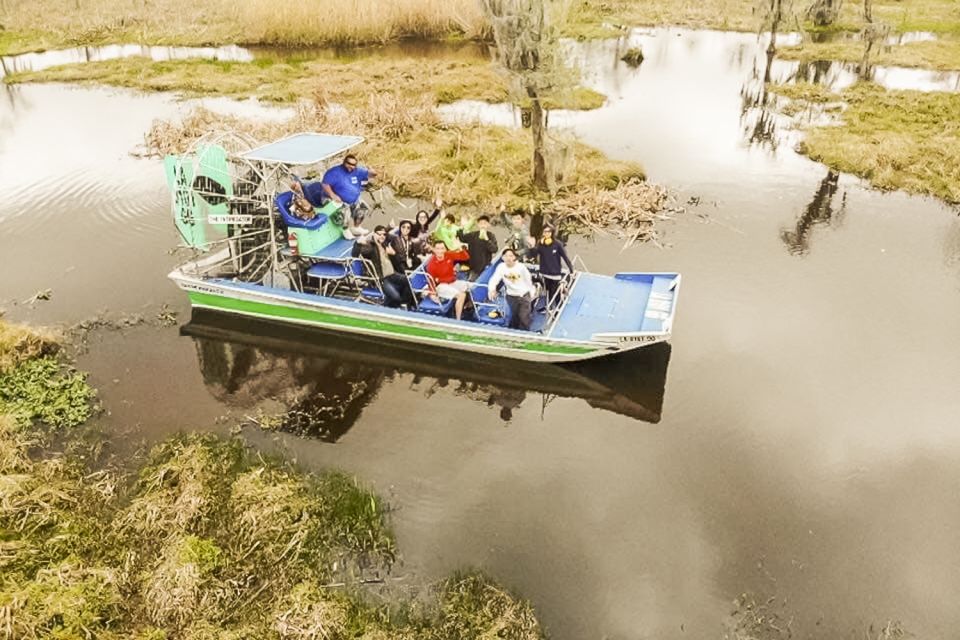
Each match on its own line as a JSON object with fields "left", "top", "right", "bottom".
{"left": 0, "top": 167, "right": 167, "bottom": 238}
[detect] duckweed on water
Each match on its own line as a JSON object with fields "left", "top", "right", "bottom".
{"left": 0, "top": 357, "right": 94, "bottom": 429}
{"left": 0, "top": 322, "right": 93, "bottom": 430}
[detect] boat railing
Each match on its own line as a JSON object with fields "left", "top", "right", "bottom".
{"left": 178, "top": 225, "right": 275, "bottom": 281}
{"left": 543, "top": 271, "right": 579, "bottom": 335}
{"left": 572, "top": 253, "right": 591, "bottom": 273}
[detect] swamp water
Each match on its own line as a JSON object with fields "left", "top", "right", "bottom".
{"left": 2, "top": 29, "right": 960, "bottom": 639}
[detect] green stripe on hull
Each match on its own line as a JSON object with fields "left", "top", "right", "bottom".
{"left": 187, "top": 291, "right": 594, "bottom": 356}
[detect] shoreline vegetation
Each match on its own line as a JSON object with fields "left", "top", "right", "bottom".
{"left": 770, "top": 81, "right": 960, "bottom": 204}
{"left": 3, "top": 0, "right": 960, "bottom": 56}
{"left": 143, "top": 92, "right": 671, "bottom": 237}
{"left": 776, "top": 38, "right": 960, "bottom": 72}
{"left": 0, "top": 318, "right": 547, "bottom": 639}
{"left": 3, "top": 55, "right": 606, "bottom": 111}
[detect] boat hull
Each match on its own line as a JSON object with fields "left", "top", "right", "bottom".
{"left": 170, "top": 271, "right": 670, "bottom": 363}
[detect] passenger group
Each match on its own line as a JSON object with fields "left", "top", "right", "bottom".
{"left": 292, "top": 153, "right": 574, "bottom": 331}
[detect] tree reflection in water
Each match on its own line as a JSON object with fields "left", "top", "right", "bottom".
{"left": 185, "top": 310, "right": 671, "bottom": 441}
{"left": 781, "top": 170, "right": 847, "bottom": 255}
{"left": 740, "top": 47, "right": 780, "bottom": 149}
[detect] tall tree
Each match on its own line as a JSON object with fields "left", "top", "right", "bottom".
{"left": 481, "top": 0, "right": 571, "bottom": 192}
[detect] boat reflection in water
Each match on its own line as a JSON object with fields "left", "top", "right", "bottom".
{"left": 183, "top": 309, "right": 672, "bottom": 441}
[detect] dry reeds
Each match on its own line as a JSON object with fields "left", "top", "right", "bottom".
{"left": 0, "top": 321, "right": 59, "bottom": 375}
{"left": 142, "top": 90, "right": 675, "bottom": 238}
{"left": 1, "top": 0, "right": 486, "bottom": 48}
{"left": 551, "top": 179, "right": 680, "bottom": 247}
{"left": 231, "top": 0, "right": 487, "bottom": 46}
{"left": 436, "top": 572, "right": 544, "bottom": 640}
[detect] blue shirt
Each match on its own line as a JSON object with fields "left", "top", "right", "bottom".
{"left": 322, "top": 164, "right": 369, "bottom": 205}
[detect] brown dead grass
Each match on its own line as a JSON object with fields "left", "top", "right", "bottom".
{"left": 0, "top": 0, "right": 485, "bottom": 50}
{"left": 144, "top": 91, "right": 648, "bottom": 210}
{"left": 0, "top": 322, "right": 60, "bottom": 375}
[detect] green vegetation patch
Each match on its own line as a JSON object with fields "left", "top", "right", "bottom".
{"left": 0, "top": 28, "right": 60, "bottom": 56}
{"left": 773, "top": 81, "right": 960, "bottom": 203}
{"left": 0, "top": 423, "right": 544, "bottom": 638}
{"left": 0, "top": 322, "right": 93, "bottom": 430}
{"left": 0, "top": 357, "right": 94, "bottom": 429}
{"left": 777, "top": 39, "right": 960, "bottom": 72}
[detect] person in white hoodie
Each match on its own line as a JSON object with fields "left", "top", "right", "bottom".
{"left": 487, "top": 248, "right": 537, "bottom": 330}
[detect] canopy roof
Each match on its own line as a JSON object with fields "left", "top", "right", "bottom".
{"left": 240, "top": 133, "right": 364, "bottom": 165}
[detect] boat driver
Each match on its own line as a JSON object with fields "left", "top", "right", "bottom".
{"left": 321, "top": 154, "right": 378, "bottom": 240}
{"left": 289, "top": 154, "right": 377, "bottom": 239}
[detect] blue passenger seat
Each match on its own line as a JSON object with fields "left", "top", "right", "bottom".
{"left": 472, "top": 260, "right": 510, "bottom": 326}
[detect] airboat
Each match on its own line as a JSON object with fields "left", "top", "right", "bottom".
{"left": 165, "top": 132, "right": 681, "bottom": 363}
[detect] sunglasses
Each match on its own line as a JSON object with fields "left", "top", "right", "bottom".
{"left": 345, "top": 162, "right": 358, "bottom": 168}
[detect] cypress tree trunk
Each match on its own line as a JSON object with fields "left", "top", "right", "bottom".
{"left": 528, "top": 91, "right": 548, "bottom": 192}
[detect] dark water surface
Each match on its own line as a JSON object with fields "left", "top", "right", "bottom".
{"left": 3, "top": 29, "right": 960, "bottom": 640}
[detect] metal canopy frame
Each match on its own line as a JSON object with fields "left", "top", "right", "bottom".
{"left": 240, "top": 132, "right": 365, "bottom": 166}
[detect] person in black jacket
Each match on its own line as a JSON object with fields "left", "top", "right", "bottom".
{"left": 457, "top": 215, "right": 498, "bottom": 280}
{"left": 351, "top": 226, "right": 415, "bottom": 308}
{"left": 388, "top": 219, "right": 422, "bottom": 273}
{"left": 411, "top": 196, "right": 443, "bottom": 242}
{"left": 531, "top": 224, "right": 574, "bottom": 306}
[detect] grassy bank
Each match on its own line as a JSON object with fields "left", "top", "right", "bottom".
{"left": 5, "top": 56, "right": 507, "bottom": 105}
{"left": 777, "top": 39, "right": 960, "bottom": 72}
{"left": 4, "top": 54, "right": 606, "bottom": 110}
{"left": 565, "top": 0, "right": 960, "bottom": 35}
{"left": 771, "top": 81, "right": 960, "bottom": 203}
{"left": 0, "top": 320, "right": 546, "bottom": 638}
{"left": 145, "top": 91, "right": 646, "bottom": 211}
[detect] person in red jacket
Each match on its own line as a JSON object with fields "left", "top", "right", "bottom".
{"left": 426, "top": 239, "right": 471, "bottom": 320}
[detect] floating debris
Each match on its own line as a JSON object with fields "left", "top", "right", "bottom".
{"left": 21, "top": 289, "right": 52, "bottom": 305}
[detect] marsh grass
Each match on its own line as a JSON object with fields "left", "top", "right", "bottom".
{"left": 0, "top": 323, "right": 548, "bottom": 638}
{"left": 435, "top": 571, "right": 544, "bottom": 640}
{"left": 7, "top": 53, "right": 606, "bottom": 113}
{"left": 0, "top": 420, "right": 545, "bottom": 639}
{"left": 567, "top": 0, "right": 960, "bottom": 34}
{"left": 2, "top": 0, "right": 959, "bottom": 55}
{"left": 772, "top": 81, "right": 960, "bottom": 203}
{"left": 144, "top": 91, "right": 645, "bottom": 211}
{"left": 777, "top": 38, "right": 960, "bottom": 71}
{"left": 0, "top": 0, "right": 485, "bottom": 51}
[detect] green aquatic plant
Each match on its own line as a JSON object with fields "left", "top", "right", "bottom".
{"left": 0, "top": 357, "right": 94, "bottom": 429}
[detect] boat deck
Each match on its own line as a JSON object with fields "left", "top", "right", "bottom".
{"left": 550, "top": 273, "right": 654, "bottom": 341}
